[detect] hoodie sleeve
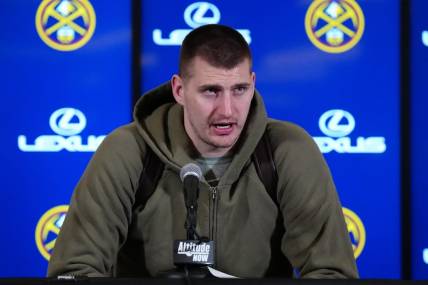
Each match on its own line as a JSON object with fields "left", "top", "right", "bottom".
{"left": 47, "top": 123, "right": 145, "bottom": 277}
{"left": 269, "top": 121, "right": 359, "bottom": 279}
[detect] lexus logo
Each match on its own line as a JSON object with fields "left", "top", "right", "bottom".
{"left": 184, "top": 2, "right": 221, "bottom": 28}
{"left": 318, "top": 109, "right": 355, "bottom": 137}
{"left": 49, "top": 108, "right": 87, "bottom": 136}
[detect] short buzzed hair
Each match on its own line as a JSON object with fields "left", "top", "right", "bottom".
{"left": 179, "top": 24, "right": 252, "bottom": 78}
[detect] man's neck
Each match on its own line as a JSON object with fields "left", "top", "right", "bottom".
{"left": 199, "top": 147, "right": 231, "bottom": 158}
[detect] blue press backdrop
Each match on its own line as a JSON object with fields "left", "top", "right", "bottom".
{"left": 0, "top": 0, "right": 426, "bottom": 279}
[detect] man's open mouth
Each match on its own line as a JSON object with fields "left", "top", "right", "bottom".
{"left": 214, "top": 123, "right": 233, "bottom": 129}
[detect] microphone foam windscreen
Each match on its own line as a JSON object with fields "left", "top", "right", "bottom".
{"left": 180, "top": 163, "right": 202, "bottom": 182}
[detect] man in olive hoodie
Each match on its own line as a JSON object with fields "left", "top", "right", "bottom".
{"left": 48, "top": 24, "right": 358, "bottom": 278}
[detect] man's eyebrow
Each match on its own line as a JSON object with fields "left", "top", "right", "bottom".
{"left": 197, "top": 84, "right": 223, "bottom": 92}
{"left": 198, "top": 83, "right": 251, "bottom": 91}
{"left": 232, "top": 83, "right": 251, "bottom": 89}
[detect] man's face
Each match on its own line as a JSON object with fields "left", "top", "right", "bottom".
{"left": 172, "top": 56, "right": 255, "bottom": 158}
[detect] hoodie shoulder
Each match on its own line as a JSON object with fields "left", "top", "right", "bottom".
{"left": 102, "top": 122, "right": 145, "bottom": 152}
{"left": 90, "top": 122, "right": 148, "bottom": 182}
{"left": 265, "top": 119, "right": 330, "bottom": 189}
{"left": 266, "top": 119, "right": 318, "bottom": 152}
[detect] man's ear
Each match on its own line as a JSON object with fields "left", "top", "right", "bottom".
{"left": 251, "top": 71, "right": 256, "bottom": 96}
{"left": 171, "top": 74, "right": 184, "bottom": 105}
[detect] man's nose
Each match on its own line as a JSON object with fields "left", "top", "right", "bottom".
{"left": 217, "top": 94, "right": 233, "bottom": 117}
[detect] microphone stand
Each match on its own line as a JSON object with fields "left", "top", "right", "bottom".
{"left": 181, "top": 192, "right": 211, "bottom": 279}
{"left": 157, "top": 184, "right": 212, "bottom": 280}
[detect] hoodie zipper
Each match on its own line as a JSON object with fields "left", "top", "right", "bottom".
{"left": 209, "top": 186, "right": 218, "bottom": 264}
{"left": 209, "top": 186, "right": 218, "bottom": 237}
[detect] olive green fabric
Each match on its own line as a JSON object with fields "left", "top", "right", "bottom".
{"left": 47, "top": 82, "right": 358, "bottom": 278}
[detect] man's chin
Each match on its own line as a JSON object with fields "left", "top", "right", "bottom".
{"left": 208, "top": 136, "right": 238, "bottom": 150}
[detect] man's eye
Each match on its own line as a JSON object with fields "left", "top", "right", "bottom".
{"left": 234, "top": 86, "right": 248, "bottom": 95}
{"left": 204, "top": 89, "right": 218, "bottom": 96}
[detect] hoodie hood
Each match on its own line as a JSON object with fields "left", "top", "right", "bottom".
{"left": 133, "top": 81, "right": 268, "bottom": 186}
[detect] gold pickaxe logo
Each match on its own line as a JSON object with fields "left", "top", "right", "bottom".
{"left": 35, "top": 205, "right": 69, "bottom": 260}
{"left": 343, "top": 207, "right": 366, "bottom": 258}
{"left": 305, "top": 0, "right": 364, "bottom": 53}
{"left": 35, "top": 0, "right": 96, "bottom": 51}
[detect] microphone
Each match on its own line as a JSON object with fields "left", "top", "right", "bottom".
{"left": 172, "top": 163, "right": 215, "bottom": 268}
{"left": 180, "top": 163, "right": 202, "bottom": 209}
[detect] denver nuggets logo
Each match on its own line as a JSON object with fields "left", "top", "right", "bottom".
{"left": 305, "top": 0, "right": 365, "bottom": 53}
{"left": 35, "top": 0, "right": 96, "bottom": 51}
{"left": 35, "top": 205, "right": 69, "bottom": 260}
{"left": 342, "top": 207, "right": 366, "bottom": 258}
